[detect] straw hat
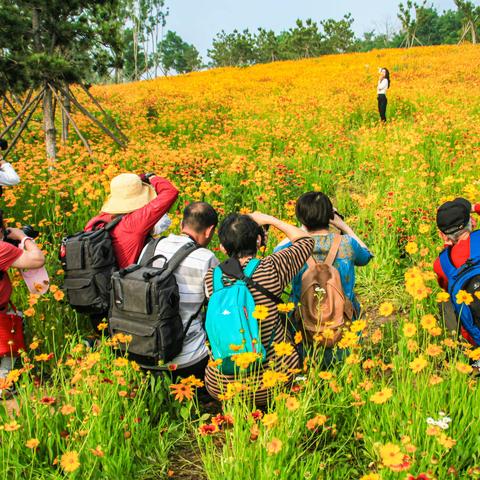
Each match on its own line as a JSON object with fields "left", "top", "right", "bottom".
{"left": 101, "top": 173, "right": 157, "bottom": 214}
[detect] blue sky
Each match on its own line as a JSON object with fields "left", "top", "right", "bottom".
{"left": 165, "top": 0, "right": 458, "bottom": 59}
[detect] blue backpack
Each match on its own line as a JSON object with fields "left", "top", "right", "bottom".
{"left": 205, "top": 258, "right": 279, "bottom": 375}
{"left": 439, "top": 230, "right": 480, "bottom": 345}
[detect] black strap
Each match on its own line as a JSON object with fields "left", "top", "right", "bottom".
{"left": 219, "top": 257, "right": 283, "bottom": 305}
{"left": 103, "top": 215, "right": 124, "bottom": 231}
{"left": 182, "top": 300, "right": 205, "bottom": 339}
{"left": 164, "top": 242, "right": 200, "bottom": 274}
{"left": 140, "top": 236, "right": 165, "bottom": 266}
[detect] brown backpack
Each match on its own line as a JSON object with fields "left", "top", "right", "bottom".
{"left": 298, "top": 234, "right": 354, "bottom": 347}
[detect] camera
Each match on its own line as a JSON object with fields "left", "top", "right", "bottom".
{"left": 4, "top": 225, "right": 39, "bottom": 247}
{"left": 258, "top": 224, "right": 269, "bottom": 248}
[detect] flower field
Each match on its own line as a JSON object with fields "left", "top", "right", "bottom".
{"left": 1, "top": 44, "right": 480, "bottom": 479}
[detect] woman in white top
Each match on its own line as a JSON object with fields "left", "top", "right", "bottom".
{"left": 377, "top": 67, "right": 390, "bottom": 122}
{"left": 0, "top": 139, "right": 20, "bottom": 194}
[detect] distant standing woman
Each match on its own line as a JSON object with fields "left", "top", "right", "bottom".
{"left": 377, "top": 67, "right": 390, "bottom": 122}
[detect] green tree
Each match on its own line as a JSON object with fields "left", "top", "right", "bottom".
{"left": 454, "top": 0, "right": 479, "bottom": 44}
{"left": 255, "top": 28, "right": 282, "bottom": 63}
{"left": 208, "top": 29, "right": 256, "bottom": 67}
{"left": 281, "top": 19, "right": 324, "bottom": 59}
{"left": 320, "top": 14, "right": 356, "bottom": 53}
{"left": 157, "top": 31, "right": 202, "bottom": 74}
{"left": 0, "top": 0, "right": 126, "bottom": 160}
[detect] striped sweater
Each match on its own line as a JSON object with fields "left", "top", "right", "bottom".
{"left": 204, "top": 236, "right": 314, "bottom": 406}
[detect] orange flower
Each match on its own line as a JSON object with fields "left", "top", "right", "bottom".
{"left": 266, "top": 438, "right": 283, "bottom": 455}
{"left": 285, "top": 396, "right": 300, "bottom": 411}
{"left": 60, "top": 451, "right": 80, "bottom": 473}
{"left": 306, "top": 414, "right": 327, "bottom": 431}
{"left": 25, "top": 438, "right": 40, "bottom": 449}
{"left": 169, "top": 383, "right": 194, "bottom": 402}
{"left": 89, "top": 445, "right": 105, "bottom": 457}
{"left": 53, "top": 289, "right": 64, "bottom": 301}
{"left": 60, "top": 404, "right": 76, "bottom": 415}
{"left": 456, "top": 362, "right": 473, "bottom": 374}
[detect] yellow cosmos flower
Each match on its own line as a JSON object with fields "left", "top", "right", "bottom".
{"left": 456, "top": 290, "right": 474, "bottom": 305}
{"left": 369, "top": 387, "right": 393, "bottom": 404}
{"left": 277, "top": 302, "right": 295, "bottom": 313}
{"left": 252, "top": 305, "right": 269, "bottom": 320}
{"left": 403, "top": 322, "right": 417, "bottom": 337}
{"left": 273, "top": 341, "right": 294, "bottom": 357}
{"left": 436, "top": 291, "right": 450, "bottom": 303}
{"left": 379, "top": 443, "right": 404, "bottom": 467}
{"left": 378, "top": 302, "right": 394, "bottom": 317}
{"left": 405, "top": 242, "right": 418, "bottom": 255}
{"left": 409, "top": 356, "right": 428, "bottom": 373}
{"left": 60, "top": 451, "right": 80, "bottom": 473}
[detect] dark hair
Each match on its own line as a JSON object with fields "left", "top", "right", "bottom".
{"left": 218, "top": 214, "right": 261, "bottom": 258}
{"left": 382, "top": 67, "right": 391, "bottom": 87}
{"left": 295, "top": 191, "right": 334, "bottom": 231}
{"left": 0, "top": 209, "right": 4, "bottom": 231}
{"left": 183, "top": 202, "right": 218, "bottom": 233}
{"left": 0, "top": 139, "right": 7, "bottom": 151}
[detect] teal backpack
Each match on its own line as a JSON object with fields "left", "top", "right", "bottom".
{"left": 206, "top": 258, "right": 271, "bottom": 375}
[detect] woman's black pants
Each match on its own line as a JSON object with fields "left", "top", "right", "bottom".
{"left": 377, "top": 94, "right": 387, "bottom": 122}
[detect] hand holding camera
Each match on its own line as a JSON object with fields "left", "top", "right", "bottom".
{"left": 4, "top": 225, "right": 39, "bottom": 248}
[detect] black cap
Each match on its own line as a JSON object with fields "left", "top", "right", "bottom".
{"left": 436, "top": 197, "right": 471, "bottom": 234}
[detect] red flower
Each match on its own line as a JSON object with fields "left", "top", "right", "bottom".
{"left": 39, "top": 396, "right": 56, "bottom": 405}
{"left": 251, "top": 410, "right": 263, "bottom": 421}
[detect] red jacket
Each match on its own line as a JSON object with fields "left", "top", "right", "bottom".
{"left": 85, "top": 176, "right": 178, "bottom": 268}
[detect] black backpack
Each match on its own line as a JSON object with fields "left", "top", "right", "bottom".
{"left": 59, "top": 216, "right": 123, "bottom": 316}
{"left": 108, "top": 238, "right": 200, "bottom": 368}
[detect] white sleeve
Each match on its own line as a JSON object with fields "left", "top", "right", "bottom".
{"left": 0, "top": 163, "right": 20, "bottom": 186}
{"left": 380, "top": 79, "right": 388, "bottom": 90}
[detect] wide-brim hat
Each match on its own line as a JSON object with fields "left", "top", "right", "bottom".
{"left": 101, "top": 173, "right": 157, "bottom": 214}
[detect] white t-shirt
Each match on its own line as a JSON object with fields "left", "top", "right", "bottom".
{"left": 377, "top": 78, "right": 389, "bottom": 95}
{"left": 140, "top": 234, "right": 219, "bottom": 369}
{"left": 0, "top": 162, "right": 20, "bottom": 186}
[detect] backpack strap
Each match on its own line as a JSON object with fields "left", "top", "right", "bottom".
{"left": 324, "top": 234, "right": 342, "bottom": 266}
{"left": 140, "top": 236, "right": 165, "bottom": 266}
{"left": 219, "top": 257, "right": 283, "bottom": 305}
{"left": 163, "top": 241, "right": 200, "bottom": 275}
{"left": 103, "top": 215, "right": 124, "bottom": 231}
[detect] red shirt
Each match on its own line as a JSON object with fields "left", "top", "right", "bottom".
{"left": 85, "top": 177, "right": 178, "bottom": 268}
{"left": 0, "top": 242, "right": 22, "bottom": 308}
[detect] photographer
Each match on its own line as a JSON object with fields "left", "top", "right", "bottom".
{"left": 276, "top": 192, "right": 372, "bottom": 316}
{"left": 0, "top": 139, "right": 20, "bottom": 190}
{"left": 0, "top": 210, "right": 45, "bottom": 388}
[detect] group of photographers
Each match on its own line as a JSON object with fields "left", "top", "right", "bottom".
{"left": 0, "top": 152, "right": 479, "bottom": 401}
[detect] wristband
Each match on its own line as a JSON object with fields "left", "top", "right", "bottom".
{"left": 19, "top": 236, "right": 34, "bottom": 250}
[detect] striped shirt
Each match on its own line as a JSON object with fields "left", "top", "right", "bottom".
{"left": 143, "top": 234, "right": 219, "bottom": 369}
{"left": 204, "top": 236, "right": 314, "bottom": 406}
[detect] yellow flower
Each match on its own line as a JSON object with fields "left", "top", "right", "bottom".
{"left": 360, "top": 474, "right": 381, "bottom": 480}
{"left": 456, "top": 290, "right": 474, "bottom": 305}
{"left": 350, "top": 320, "right": 367, "bottom": 333}
{"left": 436, "top": 291, "right": 450, "bottom": 303}
{"left": 420, "top": 314, "right": 437, "bottom": 330}
{"left": 294, "top": 331, "right": 302, "bottom": 344}
{"left": 25, "top": 438, "right": 40, "bottom": 449}
{"left": 370, "top": 387, "right": 393, "bottom": 404}
{"left": 252, "top": 305, "right": 269, "bottom": 320}
{"left": 456, "top": 362, "right": 473, "bottom": 374}
{"left": 425, "top": 344, "right": 443, "bottom": 357}
{"left": 277, "top": 302, "right": 295, "bottom": 313}
{"left": 378, "top": 302, "right": 394, "bottom": 317}
{"left": 261, "top": 412, "right": 278, "bottom": 429}
{"left": 273, "top": 341, "right": 294, "bottom": 357}
{"left": 466, "top": 347, "right": 480, "bottom": 361}
{"left": 419, "top": 223, "right": 430, "bottom": 234}
{"left": 319, "top": 371, "right": 334, "bottom": 380}
{"left": 97, "top": 322, "right": 108, "bottom": 331}
{"left": 438, "top": 433, "right": 456, "bottom": 449}
{"left": 285, "top": 396, "right": 300, "bottom": 411}
{"left": 409, "top": 356, "right": 428, "bottom": 373}
{"left": 266, "top": 438, "right": 283, "bottom": 455}
{"left": 3, "top": 420, "right": 21, "bottom": 432}
{"left": 405, "top": 242, "right": 418, "bottom": 255}
{"left": 231, "top": 351, "right": 261, "bottom": 369}
{"left": 379, "top": 443, "right": 404, "bottom": 467}
{"left": 60, "top": 451, "right": 80, "bottom": 473}
{"left": 403, "top": 322, "right": 417, "bottom": 337}
{"left": 407, "top": 339, "right": 419, "bottom": 352}
{"left": 114, "top": 357, "right": 129, "bottom": 368}
{"left": 261, "top": 370, "right": 288, "bottom": 389}
{"left": 306, "top": 414, "right": 327, "bottom": 430}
